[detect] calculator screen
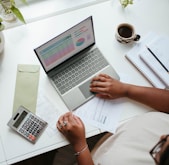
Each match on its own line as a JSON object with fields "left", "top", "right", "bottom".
{"left": 13, "top": 111, "right": 28, "bottom": 128}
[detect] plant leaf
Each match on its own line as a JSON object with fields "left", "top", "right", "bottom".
{"left": 119, "top": 0, "right": 133, "bottom": 8}
{"left": 10, "top": 5, "right": 26, "bottom": 23}
{"left": 0, "top": 24, "right": 5, "bottom": 31}
{"left": 20, "top": 0, "right": 27, "bottom": 4}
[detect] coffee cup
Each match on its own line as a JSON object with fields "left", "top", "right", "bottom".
{"left": 115, "top": 23, "right": 140, "bottom": 44}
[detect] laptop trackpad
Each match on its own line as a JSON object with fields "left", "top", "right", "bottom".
{"left": 79, "top": 79, "right": 93, "bottom": 99}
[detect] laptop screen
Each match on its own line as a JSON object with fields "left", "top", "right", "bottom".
{"left": 34, "top": 16, "right": 95, "bottom": 72}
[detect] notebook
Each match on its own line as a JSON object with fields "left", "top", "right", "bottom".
{"left": 125, "top": 32, "right": 169, "bottom": 89}
{"left": 139, "top": 48, "right": 169, "bottom": 88}
{"left": 34, "top": 16, "right": 119, "bottom": 111}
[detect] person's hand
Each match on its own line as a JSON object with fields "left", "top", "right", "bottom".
{"left": 57, "top": 112, "right": 87, "bottom": 150}
{"left": 90, "top": 74, "right": 128, "bottom": 99}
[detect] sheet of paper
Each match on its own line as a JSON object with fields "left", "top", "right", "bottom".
{"left": 36, "top": 91, "right": 125, "bottom": 136}
{"left": 36, "top": 92, "right": 62, "bottom": 137}
{"left": 74, "top": 97, "right": 126, "bottom": 133}
{"left": 147, "top": 35, "right": 169, "bottom": 70}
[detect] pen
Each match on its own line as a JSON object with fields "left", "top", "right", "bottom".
{"left": 146, "top": 46, "right": 169, "bottom": 72}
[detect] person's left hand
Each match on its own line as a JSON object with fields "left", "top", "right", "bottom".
{"left": 57, "top": 112, "right": 87, "bottom": 150}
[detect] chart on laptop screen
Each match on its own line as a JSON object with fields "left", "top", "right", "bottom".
{"left": 40, "top": 35, "right": 75, "bottom": 67}
{"left": 35, "top": 16, "right": 95, "bottom": 72}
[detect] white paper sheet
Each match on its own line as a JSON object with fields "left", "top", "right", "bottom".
{"left": 74, "top": 97, "right": 126, "bottom": 133}
{"left": 36, "top": 92, "right": 62, "bottom": 137}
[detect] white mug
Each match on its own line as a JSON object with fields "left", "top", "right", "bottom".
{"left": 115, "top": 23, "right": 140, "bottom": 44}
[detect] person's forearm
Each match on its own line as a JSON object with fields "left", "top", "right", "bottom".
{"left": 125, "top": 84, "right": 169, "bottom": 113}
{"left": 75, "top": 148, "right": 94, "bottom": 165}
{"left": 73, "top": 143, "right": 94, "bottom": 165}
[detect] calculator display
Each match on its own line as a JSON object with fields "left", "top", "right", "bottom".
{"left": 13, "top": 111, "right": 28, "bottom": 128}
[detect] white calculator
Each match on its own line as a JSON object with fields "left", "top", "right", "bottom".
{"left": 7, "top": 106, "right": 48, "bottom": 144}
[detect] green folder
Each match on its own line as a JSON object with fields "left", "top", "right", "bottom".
{"left": 13, "top": 64, "right": 40, "bottom": 114}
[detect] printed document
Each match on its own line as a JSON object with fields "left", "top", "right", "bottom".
{"left": 74, "top": 97, "right": 126, "bottom": 133}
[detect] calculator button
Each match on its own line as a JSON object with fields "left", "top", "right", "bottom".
{"left": 19, "top": 128, "right": 24, "bottom": 134}
{"left": 30, "top": 115, "right": 34, "bottom": 119}
{"left": 29, "top": 134, "right": 36, "bottom": 141}
{"left": 25, "top": 132, "right": 29, "bottom": 137}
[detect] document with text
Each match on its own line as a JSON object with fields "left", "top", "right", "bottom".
{"left": 74, "top": 97, "right": 126, "bottom": 133}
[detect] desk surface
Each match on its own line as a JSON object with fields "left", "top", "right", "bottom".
{"left": 0, "top": 136, "right": 6, "bottom": 165}
{"left": 1, "top": 0, "right": 169, "bottom": 164}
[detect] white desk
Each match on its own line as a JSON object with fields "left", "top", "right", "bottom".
{"left": 0, "top": 0, "right": 169, "bottom": 164}
{"left": 0, "top": 136, "right": 6, "bottom": 165}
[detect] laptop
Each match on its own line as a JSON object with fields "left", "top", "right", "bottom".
{"left": 34, "top": 16, "right": 119, "bottom": 111}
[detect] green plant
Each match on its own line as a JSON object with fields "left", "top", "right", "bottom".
{"left": 0, "top": 17, "right": 4, "bottom": 30}
{"left": 119, "top": 0, "right": 133, "bottom": 8}
{"left": 0, "top": 0, "right": 26, "bottom": 31}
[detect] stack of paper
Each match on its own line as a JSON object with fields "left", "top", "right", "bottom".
{"left": 125, "top": 32, "right": 169, "bottom": 89}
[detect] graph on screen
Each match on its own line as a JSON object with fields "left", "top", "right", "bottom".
{"left": 40, "top": 35, "right": 75, "bottom": 67}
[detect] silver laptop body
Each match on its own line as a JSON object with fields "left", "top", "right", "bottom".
{"left": 34, "top": 16, "right": 119, "bottom": 111}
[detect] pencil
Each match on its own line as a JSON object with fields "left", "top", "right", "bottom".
{"left": 146, "top": 46, "right": 169, "bottom": 72}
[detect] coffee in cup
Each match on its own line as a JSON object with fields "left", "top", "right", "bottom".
{"left": 115, "top": 23, "right": 140, "bottom": 44}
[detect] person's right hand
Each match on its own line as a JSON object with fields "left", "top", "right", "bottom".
{"left": 90, "top": 74, "right": 128, "bottom": 99}
{"left": 57, "top": 112, "right": 87, "bottom": 151}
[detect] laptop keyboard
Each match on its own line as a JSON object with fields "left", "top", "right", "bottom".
{"left": 52, "top": 48, "right": 109, "bottom": 94}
